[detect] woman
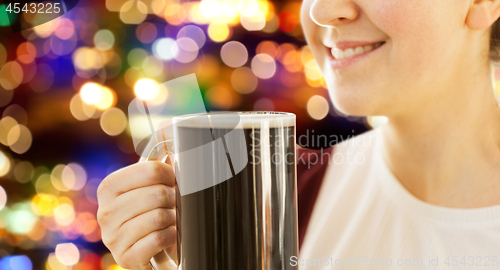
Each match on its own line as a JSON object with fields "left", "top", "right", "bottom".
{"left": 97, "top": 0, "right": 500, "bottom": 269}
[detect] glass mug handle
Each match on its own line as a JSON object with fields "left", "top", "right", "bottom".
{"left": 146, "top": 139, "right": 178, "bottom": 270}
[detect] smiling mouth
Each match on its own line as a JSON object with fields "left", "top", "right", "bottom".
{"left": 329, "top": 41, "right": 385, "bottom": 60}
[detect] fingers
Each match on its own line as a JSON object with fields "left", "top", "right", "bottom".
{"left": 101, "top": 184, "right": 175, "bottom": 238}
{"left": 119, "top": 226, "right": 177, "bottom": 269}
{"left": 166, "top": 244, "right": 178, "bottom": 265}
{"left": 96, "top": 161, "right": 178, "bottom": 270}
{"left": 98, "top": 161, "right": 175, "bottom": 203}
{"left": 116, "top": 208, "right": 175, "bottom": 254}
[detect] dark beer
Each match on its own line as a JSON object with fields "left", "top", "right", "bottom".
{"left": 174, "top": 113, "right": 297, "bottom": 270}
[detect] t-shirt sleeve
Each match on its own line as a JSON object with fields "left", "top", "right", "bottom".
{"left": 296, "top": 146, "right": 334, "bottom": 251}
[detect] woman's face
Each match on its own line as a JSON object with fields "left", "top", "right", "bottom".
{"left": 301, "top": 0, "right": 482, "bottom": 117}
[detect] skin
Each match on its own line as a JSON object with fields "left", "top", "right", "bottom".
{"left": 97, "top": 160, "right": 177, "bottom": 270}
{"left": 98, "top": 0, "right": 500, "bottom": 269}
{"left": 301, "top": 0, "right": 500, "bottom": 207}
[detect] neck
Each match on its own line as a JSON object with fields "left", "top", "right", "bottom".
{"left": 380, "top": 64, "right": 500, "bottom": 208}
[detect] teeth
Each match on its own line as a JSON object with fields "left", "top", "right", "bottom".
{"left": 344, "top": 48, "right": 355, "bottom": 58}
{"left": 331, "top": 49, "right": 344, "bottom": 60}
{"left": 355, "top": 46, "right": 364, "bottom": 55}
{"left": 331, "top": 42, "right": 383, "bottom": 60}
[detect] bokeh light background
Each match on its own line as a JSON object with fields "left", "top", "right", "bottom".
{"left": 2, "top": 0, "right": 500, "bottom": 269}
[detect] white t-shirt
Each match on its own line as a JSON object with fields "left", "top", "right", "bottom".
{"left": 298, "top": 127, "right": 500, "bottom": 269}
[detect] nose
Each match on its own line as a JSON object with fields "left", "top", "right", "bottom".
{"left": 309, "top": 0, "right": 360, "bottom": 27}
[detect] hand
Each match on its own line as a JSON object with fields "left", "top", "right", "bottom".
{"left": 97, "top": 161, "right": 177, "bottom": 270}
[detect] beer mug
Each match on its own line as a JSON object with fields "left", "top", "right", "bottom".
{"left": 145, "top": 111, "right": 298, "bottom": 270}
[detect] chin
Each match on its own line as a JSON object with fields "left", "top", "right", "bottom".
{"left": 325, "top": 79, "right": 383, "bottom": 117}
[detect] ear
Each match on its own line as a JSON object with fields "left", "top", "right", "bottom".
{"left": 466, "top": 0, "right": 500, "bottom": 30}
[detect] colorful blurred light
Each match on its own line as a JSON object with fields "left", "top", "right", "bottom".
{"left": 47, "top": 252, "right": 71, "bottom": 270}
{"left": 172, "top": 37, "right": 199, "bottom": 63}
{"left": 142, "top": 55, "right": 165, "bottom": 77}
{"left": 33, "top": 16, "right": 60, "bottom": 38}
{"left": 80, "top": 83, "right": 102, "bottom": 105}
{"left": 120, "top": 0, "right": 148, "bottom": 24}
{"left": 84, "top": 179, "right": 101, "bottom": 205}
{"left": 278, "top": 11, "right": 298, "bottom": 33}
{"left": 73, "top": 47, "right": 102, "bottom": 71}
{"left": 300, "top": 45, "right": 315, "bottom": 65}
{"left": 256, "top": 41, "right": 278, "bottom": 59}
{"left": 0, "top": 117, "right": 18, "bottom": 146}
{"left": 16, "top": 42, "right": 37, "bottom": 64}
{"left": 205, "top": 86, "right": 234, "bottom": 109}
{"left": 2, "top": 104, "right": 28, "bottom": 126}
{"left": 177, "top": 25, "right": 206, "bottom": 49}
{"left": 151, "top": 0, "right": 166, "bottom": 15}
{"left": 240, "top": 8, "right": 266, "bottom": 31}
{"left": 51, "top": 165, "right": 71, "bottom": 192}
{"left": 55, "top": 243, "right": 80, "bottom": 266}
{"left": 251, "top": 53, "right": 276, "bottom": 79}
{"left": 152, "top": 38, "right": 176, "bottom": 60}
{"left": 134, "top": 78, "right": 160, "bottom": 100}
{"left": 0, "top": 61, "right": 24, "bottom": 90}
{"left": 0, "top": 185, "right": 6, "bottom": 211}
{"left": 54, "top": 203, "right": 75, "bottom": 226}
{"left": 8, "top": 125, "right": 33, "bottom": 155}
{"left": 304, "top": 59, "right": 323, "bottom": 81}
{"left": 221, "top": 41, "right": 248, "bottom": 68}
{"left": 5, "top": 202, "right": 38, "bottom": 234}
{"left": 100, "top": 108, "right": 128, "bottom": 136}
{"left": 63, "top": 163, "right": 87, "bottom": 191}
{"left": 0, "top": 255, "right": 33, "bottom": 270}
{"left": 0, "top": 151, "right": 10, "bottom": 177}
{"left": 164, "top": 3, "right": 186, "bottom": 25}
{"left": 31, "top": 194, "right": 57, "bottom": 216}
{"left": 127, "top": 48, "right": 148, "bottom": 68}
{"left": 75, "top": 212, "right": 98, "bottom": 236}
{"left": 108, "top": 264, "right": 127, "bottom": 270}
{"left": 199, "top": 0, "right": 220, "bottom": 19}
{"left": 106, "top": 0, "right": 128, "bottom": 11}
{"left": 231, "top": 67, "right": 258, "bottom": 94}
{"left": 136, "top": 22, "right": 158, "bottom": 44}
{"left": 95, "top": 86, "right": 116, "bottom": 110}
{"left": 54, "top": 19, "right": 75, "bottom": 40}
{"left": 0, "top": 43, "right": 6, "bottom": 67}
{"left": 217, "top": 1, "right": 239, "bottom": 25}
{"left": 70, "top": 94, "right": 97, "bottom": 121}
{"left": 35, "top": 174, "right": 60, "bottom": 201}
{"left": 14, "top": 161, "right": 34, "bottom": 184}
{"left": 262, "top": 14, "right": 279, "bottom": 33}
{"left": 283, "top": 50, "right": 302, "bottom": 72}
{"left": 208, "top": 22, "right": 230, "bottom": 42}
{"left": 94, "top": 30, "right": 115, "bottom": 51}
{"left": 253, "top": 98, "right": 275, "bottom": 111}
{"left": 307, "top": 95, "right": 329, "bottom": 120}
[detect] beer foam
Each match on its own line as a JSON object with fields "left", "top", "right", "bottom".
{"left": 172, "top": 111, "right": 295, "bottom": 129}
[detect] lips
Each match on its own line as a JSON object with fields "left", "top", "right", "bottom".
{"left": 324, "top": 41, "right": 386, "bottom": 69}
{"left": 330, "top": 42, "right": 385, "bottom": 60}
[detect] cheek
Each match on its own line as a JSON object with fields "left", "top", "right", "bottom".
{"left": 371, "top": 0, "right": 450, "bottom": 72}
{"left": 371, "top": 1, "right": 408, "bottom": 35}
{"left": 372, "top": 0, "right": 435, "bottom": 37}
